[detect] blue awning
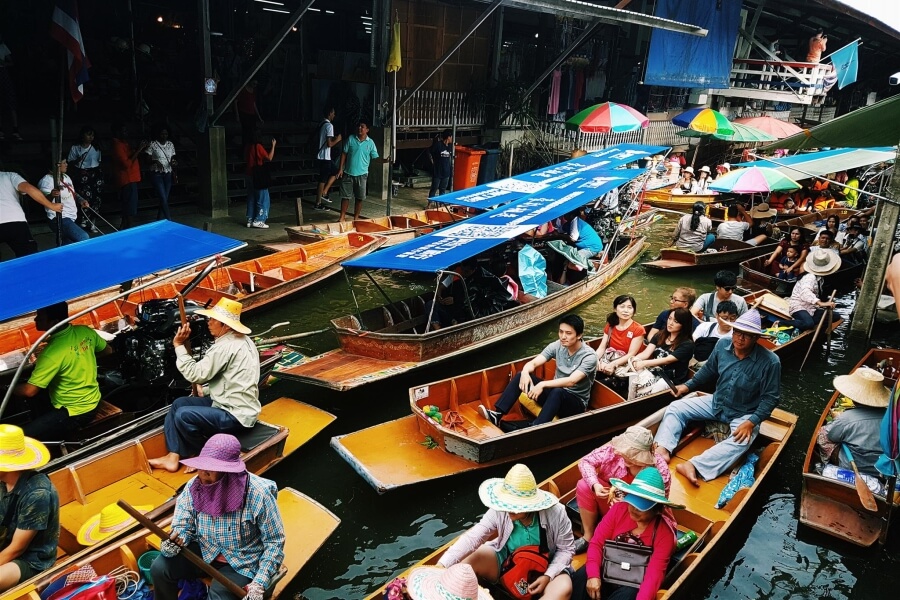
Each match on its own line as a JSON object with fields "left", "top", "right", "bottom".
{"left": 735, "top": 147, "right": 895, "bottom": 181}
{"left": 345, "top": 168, "right": 644, "bottom": 273}
{"left": 0, "top": 221, "right": 244, "bottom": 321}
{"left": 431, "top": 143, "right": 668, "bottom": 209}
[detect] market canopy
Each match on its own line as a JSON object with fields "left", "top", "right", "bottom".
{"left": 345, "top": 168, "right": 644, "bottom": 273}
{"left": 735, "top": 147, "right": 896, "bottom": 181}
{"left": 0, "top": 221, "right": 244, "bottom": 321}
{"left": 677, "top": 122, "right": 776, "bottom": 143}
{"left": 758, "top": 94, "right": 900, "bottom": 151}
{"left": 429, "top": 143, "right": 667, "bottom": 209}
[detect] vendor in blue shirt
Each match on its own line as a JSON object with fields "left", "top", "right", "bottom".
{"left": 564, "top": 210, "right": 604, "bottom": 259}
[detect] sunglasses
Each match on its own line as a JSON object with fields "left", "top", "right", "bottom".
{"left": 719, "top": 286, "right": 734, "bottom": 292}
{"left": 669, "top": 296, "right": 687, "bottom": 303}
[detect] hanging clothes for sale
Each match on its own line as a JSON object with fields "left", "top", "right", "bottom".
{"left": 548, "top": 69, "right": 561, "bottom": 115}
{"left": 574, "top": 69, "right": 585, "bottom": 111}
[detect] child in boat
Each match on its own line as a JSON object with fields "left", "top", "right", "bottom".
{"left": 777, "top": 247, "right": 801, "bottom": 282}
{"left": 436, "top": 464, "right": 575, "bottom": 600}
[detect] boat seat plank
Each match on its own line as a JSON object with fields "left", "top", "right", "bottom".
{"left": 280, "top": 350, "right": 415, "bottom": 389}
{"left": 454, "top": 404, "right": 504, "bottom": 440}
{"left": 259, "top": 398, "right": 336, "bottom": 458}
{"left": 665, "top": 458, "right": 731, "bottom": 524}
{"left": 86, "top": 401, "right": 122, "bottom": 426}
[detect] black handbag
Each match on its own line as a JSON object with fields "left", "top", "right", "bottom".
{"left": 601, "top": 518, "right": 659, "bottom": 588}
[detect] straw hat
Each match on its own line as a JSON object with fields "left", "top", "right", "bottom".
{"left": 804, "top": 248, "right": 841, "bottom": 276}
{"left": 407, "top": 564, "right": 492, "bottom": 600}
{"left": 610, "top": 467, "right": 684, "bottom": 511}
{"left": 180, "top": 434, "right": 247, "bottom": 473}
{"left": 478, "top": 464, "right": 558, "bottom": 513}
{"left": 196, "top": 298, "right": 251, "bottom": 334}
{"left": 77, "top": 504, "right": 152, "bottom": 546}
{"left": 833, "top": 368, "right": 890, "bottom": 408}
{"left": 610, "top": 426, "right": 655, "bottom": 466}
{"left": 699, "top": 165, "right": 711, "bottom": 174}
{"left": 730, "top": 309, "right": 772, "bottom": 337}
{"left": 750, "top": 203, "right": 777, "bottom": 218}
{"left": 0, "top": 425, "right": 50, "bottom": 472}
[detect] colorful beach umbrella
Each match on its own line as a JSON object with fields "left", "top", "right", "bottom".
{"left": 708, "top": 166, "right": 801, "bottom": 194}
{"left": 672, "top": 107, "right": 734, "bottom": 136}
{"left": 566, "top": 102, "right": 650, "bottom": 133}
{"left": 677, "top": 122, "right": 776, "bottom": 143}
{"left": 733, "top": 116, "right": 804, "bottom": 139}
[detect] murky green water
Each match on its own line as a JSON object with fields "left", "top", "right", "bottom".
{"left": 239, "top": 215, "right": 900, "bottom": 599}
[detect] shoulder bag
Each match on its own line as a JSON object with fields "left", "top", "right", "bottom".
{"left": 601, "top": 518, "right": 660, "bottom": 588}
{"left": 498, "top": 521, "right": 550, "bottom": 600}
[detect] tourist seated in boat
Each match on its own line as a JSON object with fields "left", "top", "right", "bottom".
{"left": 776, "top": 247, "right": 801, "bottom": 282}
{"left": 573, "top": 427, "right": 670, "bottom": 554}
{"left": 781, "top": 198, "right": 797, "bottom": 215}
{"left": 746, "top": 203, "right": 779, "bottom": 244}
{"left": 692, "top": 300, "right": 737, "bottom": 365}
{"left": 12, "top": 301, "right": 113, "bottom": 441}
{"left": 148, "top": 298, "right": 261, "bottom": 473}
{"left": 811, "top": 189, "right": 836, "bottom": 212}
{"left": 670, "top": 201, "right": 714, "bottom": 252}
{"left": 0, "top": 425, "right": 58, "bottom": 592}
{"left": 809, "top": 229, "right": 840, "bottom": 254}
{"left": 557, "top": 211, "right": 604, "bottom": 284}
{"left": 714, "top": 162, "right": 730, "bottom": 180}
{"left": 477, "top": 314, "right": 597, "bottom": 431}
{"left": 673, "top": 167, "right": 694, "bottom": 194}
{"left": 816, "top": 369, "right": 889, "bottom": 478}
{"left": 151, "top": 434, "right": 285, "bottom": 600}
{"left": 435, "top": 464, "right": 575, "bottom": 600}
{"left": 656, "top": 309, "right": 781, "bottom": 486}
{"left": 836, "top": 170, "right": 860, "bottom": 208}
{"left": 571, "top": 467, "right": 681, "bottom": 600}
{"left": 646, "top": 287, "right": 699, "bottom": 342}
{"left": 838, "top": 222, "right": 867, "bottom": 266}
{"left": 628, "top": 308, "right": 695, "bottom": 395}
{"left": 404, "top": 563, "right": 491, "bottom": 600}
{"left": 817, "top": 215, "right": 841, "bottom": 242}
{"left": 767, "top": 190, "right": 791, "bottom": 213}
{"left": 425, "top": 258, "right": 517, "bottom": 330}
{"left": 693, "top": 166, "right": 712, "bottom": 193}
{"left": 691, "top": 270, "right": 748, "bottom": 322}
{"left": 716, "top": 204, "right": 770, "bottom": 246}
{"left": 764, "top": 227, "right": 809, "bottom": 277}
{"left": 594, "top": 295, "right": 644, "bottom": 394}
{"left": 782, "top": 250, "right": 841, "bottom": 332}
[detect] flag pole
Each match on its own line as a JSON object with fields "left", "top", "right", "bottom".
{"left": 821, "top": 37, "right": 861, "bottom": 63}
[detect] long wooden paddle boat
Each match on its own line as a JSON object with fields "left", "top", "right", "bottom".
{"left": 738, "top": 289, "right": 843, "bottom": 358}
{"left": 363, "top": 404, "right": 797, "bottom": 599}
{"left": 331, "top": 338, "right": 679, "bottom": 493}
{"left": 642, "top": 236, "right": 779, "bottom": 271}
{"left": 738, "top": 254, "right": 865, "bottom": 297}
{"left": 799, "top": 348, "right": 900, "bottom": 547}
{"left": 641, "top": 185, "right": 718, "bottom": 212}
{"left": 285, "top": 208, "right": 468, "bottom": 246}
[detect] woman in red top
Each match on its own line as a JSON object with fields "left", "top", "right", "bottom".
{"left": 110, "top": 122, "right": 147, "bottom": 229}
{"left": 595, "top": 295, "right": 644, "bottom": 377}
{"left": 245, "top": 134, "right": 276, "bottom": 228}
{"left": 764, "top": 227, "right": 809, "bottom": 276}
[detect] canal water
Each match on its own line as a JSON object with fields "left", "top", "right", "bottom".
{"left": 239, "top": 215, "right": 900, "bottom": 599}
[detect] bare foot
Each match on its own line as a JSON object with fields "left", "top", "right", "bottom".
{"left": 148, "top": 452, "right": 182, "bottom": 473}
{"left": 657, "top": 447, "right": 671, "bottom": 463}
{"left": 676, "top": 461, "right": 701, "bottom": 487}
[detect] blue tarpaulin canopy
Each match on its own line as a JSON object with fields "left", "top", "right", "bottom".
{"left": 0, "top": 221, "right": 244, "bottom": 321}
{"left": 430, "top": 144, "right": 667, "bottom": 209}
{"left": 735, "top": 147, "right": 895, "bottom": 181}
{"left": 344, "top": 168, "right": 644, "bottom": 273}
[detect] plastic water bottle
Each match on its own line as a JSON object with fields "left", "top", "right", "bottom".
{"left": 822, "top": 464, "right": 886, "bottom": 494}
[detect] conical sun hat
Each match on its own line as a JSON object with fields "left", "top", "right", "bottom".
{"left": 804, "top": 248, "right": 841, "bottom": 276}
{"left": 77, "top": 504, "right": 152, "bottom": 546}
{"left": 610, "top": 426, "right": 655, "bottom": 466}
{"left": 196, "top": 298, "right": 251, "bottom": 334}
{"left": 478, "top": 464, "right": 558, "bottom": 513}
{"left": 0, "top": 424, "right": 50, "bottom": 472}
{"left": 833, "top": 368, "right": 890, "bottom": 408}
{"left": 730, "top": 309, "right": 772, "bottom": 337}
{"left": 610, "top": 467, "right": 684, "bottom": 511}
{"left": 407, "top": 564, "right": 493, "bottom": 600}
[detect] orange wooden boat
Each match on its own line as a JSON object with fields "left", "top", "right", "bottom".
{"left": 641, "top": 185, "right": 718, "bottom": 212}
{"left": 364, "top": 404, "right": 797, "bottom": 599}
{"left": 800, "top": 348, "right": 900, "bottom": 547}
{"left": 285, "top": 209, "right": 467, "bottom": 246}
{"left": 643, "top": 237, "right": 779, "bottom": 271}
{"left": 738, "top": 254, "right": 864, "bottom": 297}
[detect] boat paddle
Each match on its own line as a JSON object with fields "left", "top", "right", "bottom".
{"left": 799, "top": 289, "right": 837, "bottom": 372}
{"left": 840, "top": 445, "right": 879, "bottom": 512}
{"left": 117, "top": 500, "right": 248, "bottom": 598}
{"left": 254, "top": 328, "right": 329, "bottom": 347}
{"left": 176, "top": 294, "right": 202, "bottom": 397}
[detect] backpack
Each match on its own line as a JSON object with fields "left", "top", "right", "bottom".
{"left": 498, "top": 522, "right": 550, "bottom": 600}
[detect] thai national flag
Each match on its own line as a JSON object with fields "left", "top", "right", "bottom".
{"left": 50, "top": 0, "right": 90, "bottom": 102}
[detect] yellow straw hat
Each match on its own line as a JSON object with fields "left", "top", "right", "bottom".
{"left": 478, "top": 464, "right": 558, "bottom": 513}
{"left": 0, "top": 424, "right": 50, "bottom": 472}
{"left": 77, "top": 504, "right": 152, "bottom": 546}
{"left": 833, "top": 368, "right": 890, "bottom": 408}
{"left": 196, "top": 298, "right": 251, "bottom": 334}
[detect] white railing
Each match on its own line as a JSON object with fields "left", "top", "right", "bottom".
{"left": 716, "top": 58, "right": 832, "bottom": 101}
{"left": 396, "top": 89, "right": 484, "bottom": 129}
{"left": 529, "top": 119, "right": 684, "bottom": 153}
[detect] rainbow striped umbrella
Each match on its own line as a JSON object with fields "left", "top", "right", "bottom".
{"left": 566, "top": 102, "right": 650, "bottom": 133}
{"left": 708, "top": 166, "right": 800, "bottom": 194}
{"left": 672, "top": 107, "right": 734, "bottom": 136}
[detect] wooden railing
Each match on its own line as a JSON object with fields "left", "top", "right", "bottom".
{"left": 712, "top": 58, "right": 832, "bottom": 104}
{"left": 396, "top": 89, "right": 485, "bottom": 129}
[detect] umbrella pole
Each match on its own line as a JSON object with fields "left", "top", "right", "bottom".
{"left": 690, "top": 138, "right": 702, "bottom": 168}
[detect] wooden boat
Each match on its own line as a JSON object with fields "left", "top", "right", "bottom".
{"left": 364, "top": 404, "right": 797, "bottom": 599}
{"left": 738, "top": 254, "right": 865, "bottom": 297}
{"left": 800, "top": 348, "right": 900, "bottom": 547}
{"left": 619, "top": 207, "right": 663, "bottom": 232}
{"left": 740, "top": 289, "right": 843, "bottom": 357}
{"left": 643, "top": 237, "right": 779, "bottom": 271}
{"left": 776, "top": 207, "right": 859, "bottom": 234}
{"left": 275, "top": 236, "right": 648, "bottom": 391}
{"left": 285, "top": 209, "right": 467, "bottom": 246}
{"left": 0, "top": 396, "right": 338, "bottom": 600}
{"left": 331, "top": 338, "right": 678, "bottom": 493}
{"left": 641, "top": 185, "right": 718, "bottom": 212}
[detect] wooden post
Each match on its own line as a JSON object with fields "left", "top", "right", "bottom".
{"left": 294, "top": 198, "right": 304, "bottom": 225}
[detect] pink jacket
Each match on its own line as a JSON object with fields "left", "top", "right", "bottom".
{"left": 578, "top": 445, "right": 672, "bottom": 494}
{"left": 438, "top": 504, "right": 575, "bottom": 580}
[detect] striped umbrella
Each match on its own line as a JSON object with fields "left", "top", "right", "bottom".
{"left": 677, "top": 122, "right": 776, "bottom": 143}
{"left": 672, "top": 107, "right": 734, "bottom": 136}
{"left": 708, "top": 166, "right": 800, "bottom": 194}
{"left": 566, "top": 102, "right": 650, "bottom": 133}
{"left": 733, "top": 116, "right": 804, "bottom": 139}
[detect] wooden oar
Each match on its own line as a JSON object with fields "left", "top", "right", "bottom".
{"left": 799, "top": 289, "right": 836, "bottom": 372}
{"left": 254, "top": 328, "right": 329, "bottom": 347}
{"left": 117, "top": 500, "right": 247, "bottom": 598}
{"left": 841, "top": 445, "right": 879, "bottom": 512}
{"left": 177, "top": 294, "right": 202, "bottom": 397}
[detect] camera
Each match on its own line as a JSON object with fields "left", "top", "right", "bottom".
{"left": 890, "top": 72, "right": 900, "bottom": 85}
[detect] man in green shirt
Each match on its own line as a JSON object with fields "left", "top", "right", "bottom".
{"left": 13, "top": 302, "right": 112, "bottom": 440}
{"left": 337, "top": 120, "right": 388, "bottom": 222}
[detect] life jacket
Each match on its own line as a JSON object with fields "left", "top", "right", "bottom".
{"left": 813, "top": 196, "right": 834, "bottom": 211}
{"left": 768, "top": 192, "right": 789, "bottom": 211}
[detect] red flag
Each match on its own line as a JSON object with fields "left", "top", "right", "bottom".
{"left": 50, "top": 0, "right": 90, "bottom": 102}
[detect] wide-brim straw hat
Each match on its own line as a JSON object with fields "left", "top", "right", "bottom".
{"left": 833, "top": 368, "right": 890, "bottom": 408}
{"left": 750, "top": 203, "right": 777, "bottom": 218}
{"left": 804, "top": 248, "right": 841, "bottom": 276}
{"left": 408, "top": 564, "right": 493, "bottom": 600}
{"left": 610, "top": 426, "right": 656, "bottom": 466}
{"left": 478, "top": 464, "right": 558, "bottom": 513}
{"left": 180, "top": 433, "right": 247, "bottom": 473}
{"left": 196, "top": 298, "right": 251, "bottom": 334}
{"left": 730, "top": 309, "right": 772, "bottom": 337}
{"left": 0, "top": 424, "right": 50, "bottom": 472}
{"left": 610, "top": 467, "right": 684, "bottom": 510}
{"left": 77, "top": 504, "right": 152, "bottom": 546}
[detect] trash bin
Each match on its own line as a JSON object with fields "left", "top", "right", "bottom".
{"left": 475, "top": 145, "right": 501, "bottom": 185}
{"left": 453, "top": 145, "right": 486, "bottom": 191}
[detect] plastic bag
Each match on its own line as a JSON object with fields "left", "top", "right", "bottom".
{"left": 518, "top": 245, "right": 547, "bottom": 298}
{"left": 715, "top": 453, "right": 759, "bottom": 508}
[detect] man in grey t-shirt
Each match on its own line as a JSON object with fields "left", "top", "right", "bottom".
{"left": 479, "top": 314, "right": 598, "bottom": 431}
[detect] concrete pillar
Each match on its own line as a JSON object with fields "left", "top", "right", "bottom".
{"left": 198, "top": 126, "right": 229, "bottom": 218}
{"left": 369, "top": 126, "right": 391, "bottom": 203}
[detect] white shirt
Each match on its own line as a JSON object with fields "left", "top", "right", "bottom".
{"left": 692, "top": 320, "right": 732, "bottom": 342}
{"left": 67, "top": 144, "right": 102, "bottom": 169}
{"left": 38, "top": 174, "right": 78, "bottom": 221}
{"left": 0, "top": 171, "right": 26, "bottom": 224}
{"left": 144, "top": 140, "right": 176, "bottom": 173}
{"left": 317, "top": 119, "right": 335, "bottom": 161}
{"left": 717, "top": 220, "right": 750, "bottom": 241}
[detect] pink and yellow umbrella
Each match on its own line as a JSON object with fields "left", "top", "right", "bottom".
{"left": 566, "top": 102, "right": 650, "bottom": 133}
